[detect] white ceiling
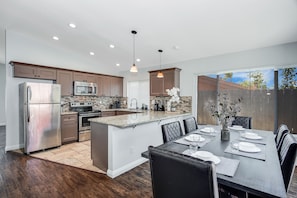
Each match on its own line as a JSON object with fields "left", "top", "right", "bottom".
{"left": 1, "top": 0, "right": 297, "bottom": 71}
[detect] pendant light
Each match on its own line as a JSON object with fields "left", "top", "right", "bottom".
{"left": 130, "top": 30, "right": 138, "bottom": 73}
{"left": 157, "top": 49, "right": 164, "bottom": 78}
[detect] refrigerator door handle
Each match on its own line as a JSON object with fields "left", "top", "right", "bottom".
{"left": 27, "top": 86, "right": 31, "bottom": 122}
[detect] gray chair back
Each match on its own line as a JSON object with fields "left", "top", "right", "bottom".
{"left": 148, "top": 146, "right": 219, "bottom": 198}
{"left": 183, "top": 117, "right": 198, "bottom": 134}
{"left": 275, "top": 124, "right": 290, "bottom": 149}
{"left": 232, "top": 116, "right": 252, "bottom": 129}
{"left": 161, "top": 121, "right": 183, "bottom": 143}
{"left": 279, "top": 133, "right": 297, "bottom": 191}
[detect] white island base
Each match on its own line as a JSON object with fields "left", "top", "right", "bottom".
{"left": 90, "top": 113, "right": 190, "bottom": 178}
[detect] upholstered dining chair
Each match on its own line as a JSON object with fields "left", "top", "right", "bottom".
{"left": 183, "top": 116, "right": 198, "bottom": 134}
{"left": 231, "top": 116, "right": 252, "bottom": 129}
{"left": 148, "top": 146, "right": 219, "bottom": 198}
{"left": 275, "top": 124, "right": 290, "bottom": 149}
{"left": 278, "top": 133, "right": 297, "bottom": 191}
{"left": 161, "top": 121, "right": 183, "bottom": 143}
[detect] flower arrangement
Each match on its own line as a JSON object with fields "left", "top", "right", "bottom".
{"left": 206, "top": 92, "right": 242, "bottom": 130}
{"left": 166, "top": 87, "right": 180, "bottom": 111}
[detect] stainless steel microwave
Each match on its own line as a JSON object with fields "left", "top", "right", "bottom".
{"left": 74, "top": 81, "right": 97, "bottom": 96}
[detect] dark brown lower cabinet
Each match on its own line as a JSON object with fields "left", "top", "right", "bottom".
{"left": 61, "top": 114, "right": 78, "bottom": 144}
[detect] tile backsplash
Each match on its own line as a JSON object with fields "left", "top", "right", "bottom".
{"left": 61, "top": 95, "right": 191, "bottom": 113}
{"left": 150, "top": 96, "right": 192, "bottom": 113}
{"left": 61, "top": 96, "right": 128, "bottom": 112}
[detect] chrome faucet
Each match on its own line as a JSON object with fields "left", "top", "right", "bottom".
{"left": 130, "top": 98, "right": 138, "bottom": 109}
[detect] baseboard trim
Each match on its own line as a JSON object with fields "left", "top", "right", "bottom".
{"left": 107, "top": 158, "right": 148, "bottom": 179}
{"left": 5, "top": 144, "right": 23, "bottom": 152}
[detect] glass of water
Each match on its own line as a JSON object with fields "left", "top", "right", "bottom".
{"left": 189, "top": 135, "right": 200, "bottom": 154}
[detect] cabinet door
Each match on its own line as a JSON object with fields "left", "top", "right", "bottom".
{"left": 110, "top": 77, "right": 123, "bottom": 97}
{"left": 101, "top": 111, "right": 116, "bottom": 117}
{"left": 14, "top": 64, "right": 56, "bottom": 80}
{"left": 57, "top": 70, "right": 73, "bottom": 96}
{"left": 73, "top": 72, "right": 96, "bottom": 83}
{"left": 150, "top": 72, "right": 164, "bottom": 96}
{"left": 14, "top": 64, "right": 36, "bottom": 78}
{"left": 61, "top": 114, "right": 78, "bottom": 144}
{"left": 163, "top": 70, "right": 175, "bottom": 95}
{"left": 37, "top": 67, "right": 57, "bottom": 80}
{"left": 116, "top": 111, "right": 134, "bottom": 116}
{"left": 73, "top": 72, "right": 87, "bottom": 82}
{"left": 86, "top": 74, "right": 97, "bottom": 83}
{"left": 96, "top": 75, "right": 103, "bottom": 96}
{"left": 102, "top": 76, "right": 111, "bottom": 96}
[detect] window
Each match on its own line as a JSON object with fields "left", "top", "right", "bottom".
{"left": 197, "top": 68, "right": 293, "bottom": 132}
{"left": 127, "top": 80, "right": 149, "bottom": 109}
{"left": 277, "top": 67, "right": 297, "bottom": 133}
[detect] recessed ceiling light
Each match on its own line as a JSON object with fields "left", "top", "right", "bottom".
{"left": 52, "top": 36, "right": 59, "bottom": 40}
{"left": 116, "top": 63, "right": 120, "bottom": 67}
{"left": 136, "top": 58, "right": 141, "bottom": 62}
{"left": 109, "top": 44, "right": 115, "bottom": 48}
{"left": 90, "top": 52, "right": 95, "bottom": 56}
{"left": 69, "top": 23, "right": 76, "bottom": 28}
{"left": 173, "top": 45, "right": 180, "bottom": 50}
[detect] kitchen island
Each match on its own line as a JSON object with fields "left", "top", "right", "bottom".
{"left": 89, "top": 110, "right": 191, "bottom": 178}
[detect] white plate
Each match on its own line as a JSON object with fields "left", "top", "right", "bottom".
{"left": 242, "top": 132, "right": 262, "bottom": 140}
{"left": 200, "top": 127, "right": 215, "bottom": 133}
{"left": 229, "top": 126, "right": 245, "bottom": 131}
{"left": 191, "top": 151, "right": 221, "bottom": 165}
{"left": 238, "top": 142, "right": 261, "bottom": 153}
{"left": 184, "top": 134, "right": 205, "bottom": 142}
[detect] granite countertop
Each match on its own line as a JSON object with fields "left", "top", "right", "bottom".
{"left": 100, "top": 108, "right": 143, "bottom": 113}
{"left": 89, "top": 111, "right": 191, "bottom": 128}
{"left": 61, "top": 111, "right": 78, "bottom": 115}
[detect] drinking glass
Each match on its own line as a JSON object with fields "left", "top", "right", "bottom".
{"left": 189, "top": 135, "right": 200, "bottom": 154}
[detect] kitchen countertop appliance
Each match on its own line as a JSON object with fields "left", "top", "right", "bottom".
{"left": 19, "top": 82, "right": 61, "bottom": 154}
{"left": 70, "top": 102, "right": 101, "bottom": 141}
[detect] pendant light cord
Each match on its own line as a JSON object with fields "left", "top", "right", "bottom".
{"left": 132, "top": 30, "right": 137, "bottom": 66}
{"left": 159, "top": 49, "right": 163, "bottom": 69}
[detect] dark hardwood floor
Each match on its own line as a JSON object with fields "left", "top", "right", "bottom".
{"left": 0, "top": 123, "right": 296, "bottom": 198}
{"left": 0, "top": 148, "right": 152, "bottom": 198}
{"left": 0, "top": 126, "right": 5, "bottom": 148}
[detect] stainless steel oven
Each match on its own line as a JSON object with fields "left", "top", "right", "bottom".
{"left": 70, "top": 102, "right": 101, "bottom": 141}
{"left": 79, "top": 112, "right": 101, "bottom": 131}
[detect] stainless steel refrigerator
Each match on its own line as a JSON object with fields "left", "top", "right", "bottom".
{"left": 19, "top": 82, "right": 61, "bottom": 154}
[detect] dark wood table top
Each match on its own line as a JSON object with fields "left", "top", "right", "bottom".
{"left": 142, "top": 127, "right": 287, "bottom": 198}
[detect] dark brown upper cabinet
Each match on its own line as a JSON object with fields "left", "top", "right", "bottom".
{"left": 73, "top": 71, "right": 97, "bottom": 83}
{"left": 149, "top": 67, "right": 181, "bottom": 96}
{"left": 12, "top": 62, "right": 57, "bottom": 80}
{"left": 57, "top": 70, "right": 73, "bottom": 96}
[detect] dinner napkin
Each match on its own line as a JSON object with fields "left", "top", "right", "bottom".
{"left": 216, "top": 157, "right": 240, "bottom": 177}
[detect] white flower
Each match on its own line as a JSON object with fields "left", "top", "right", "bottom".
{"left": 206, "top": 93, "right": 242, "bottom": 127}
{"left": 166, "top": 87, "right": 180, "bottom": 104}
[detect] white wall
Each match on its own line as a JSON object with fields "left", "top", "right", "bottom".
{"left": 0, "top": 63, "right": 5, "bottom": 125}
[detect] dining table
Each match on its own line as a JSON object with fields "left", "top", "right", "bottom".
{"left": 142, "top": 125, "right": 287, "bottom": 198}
